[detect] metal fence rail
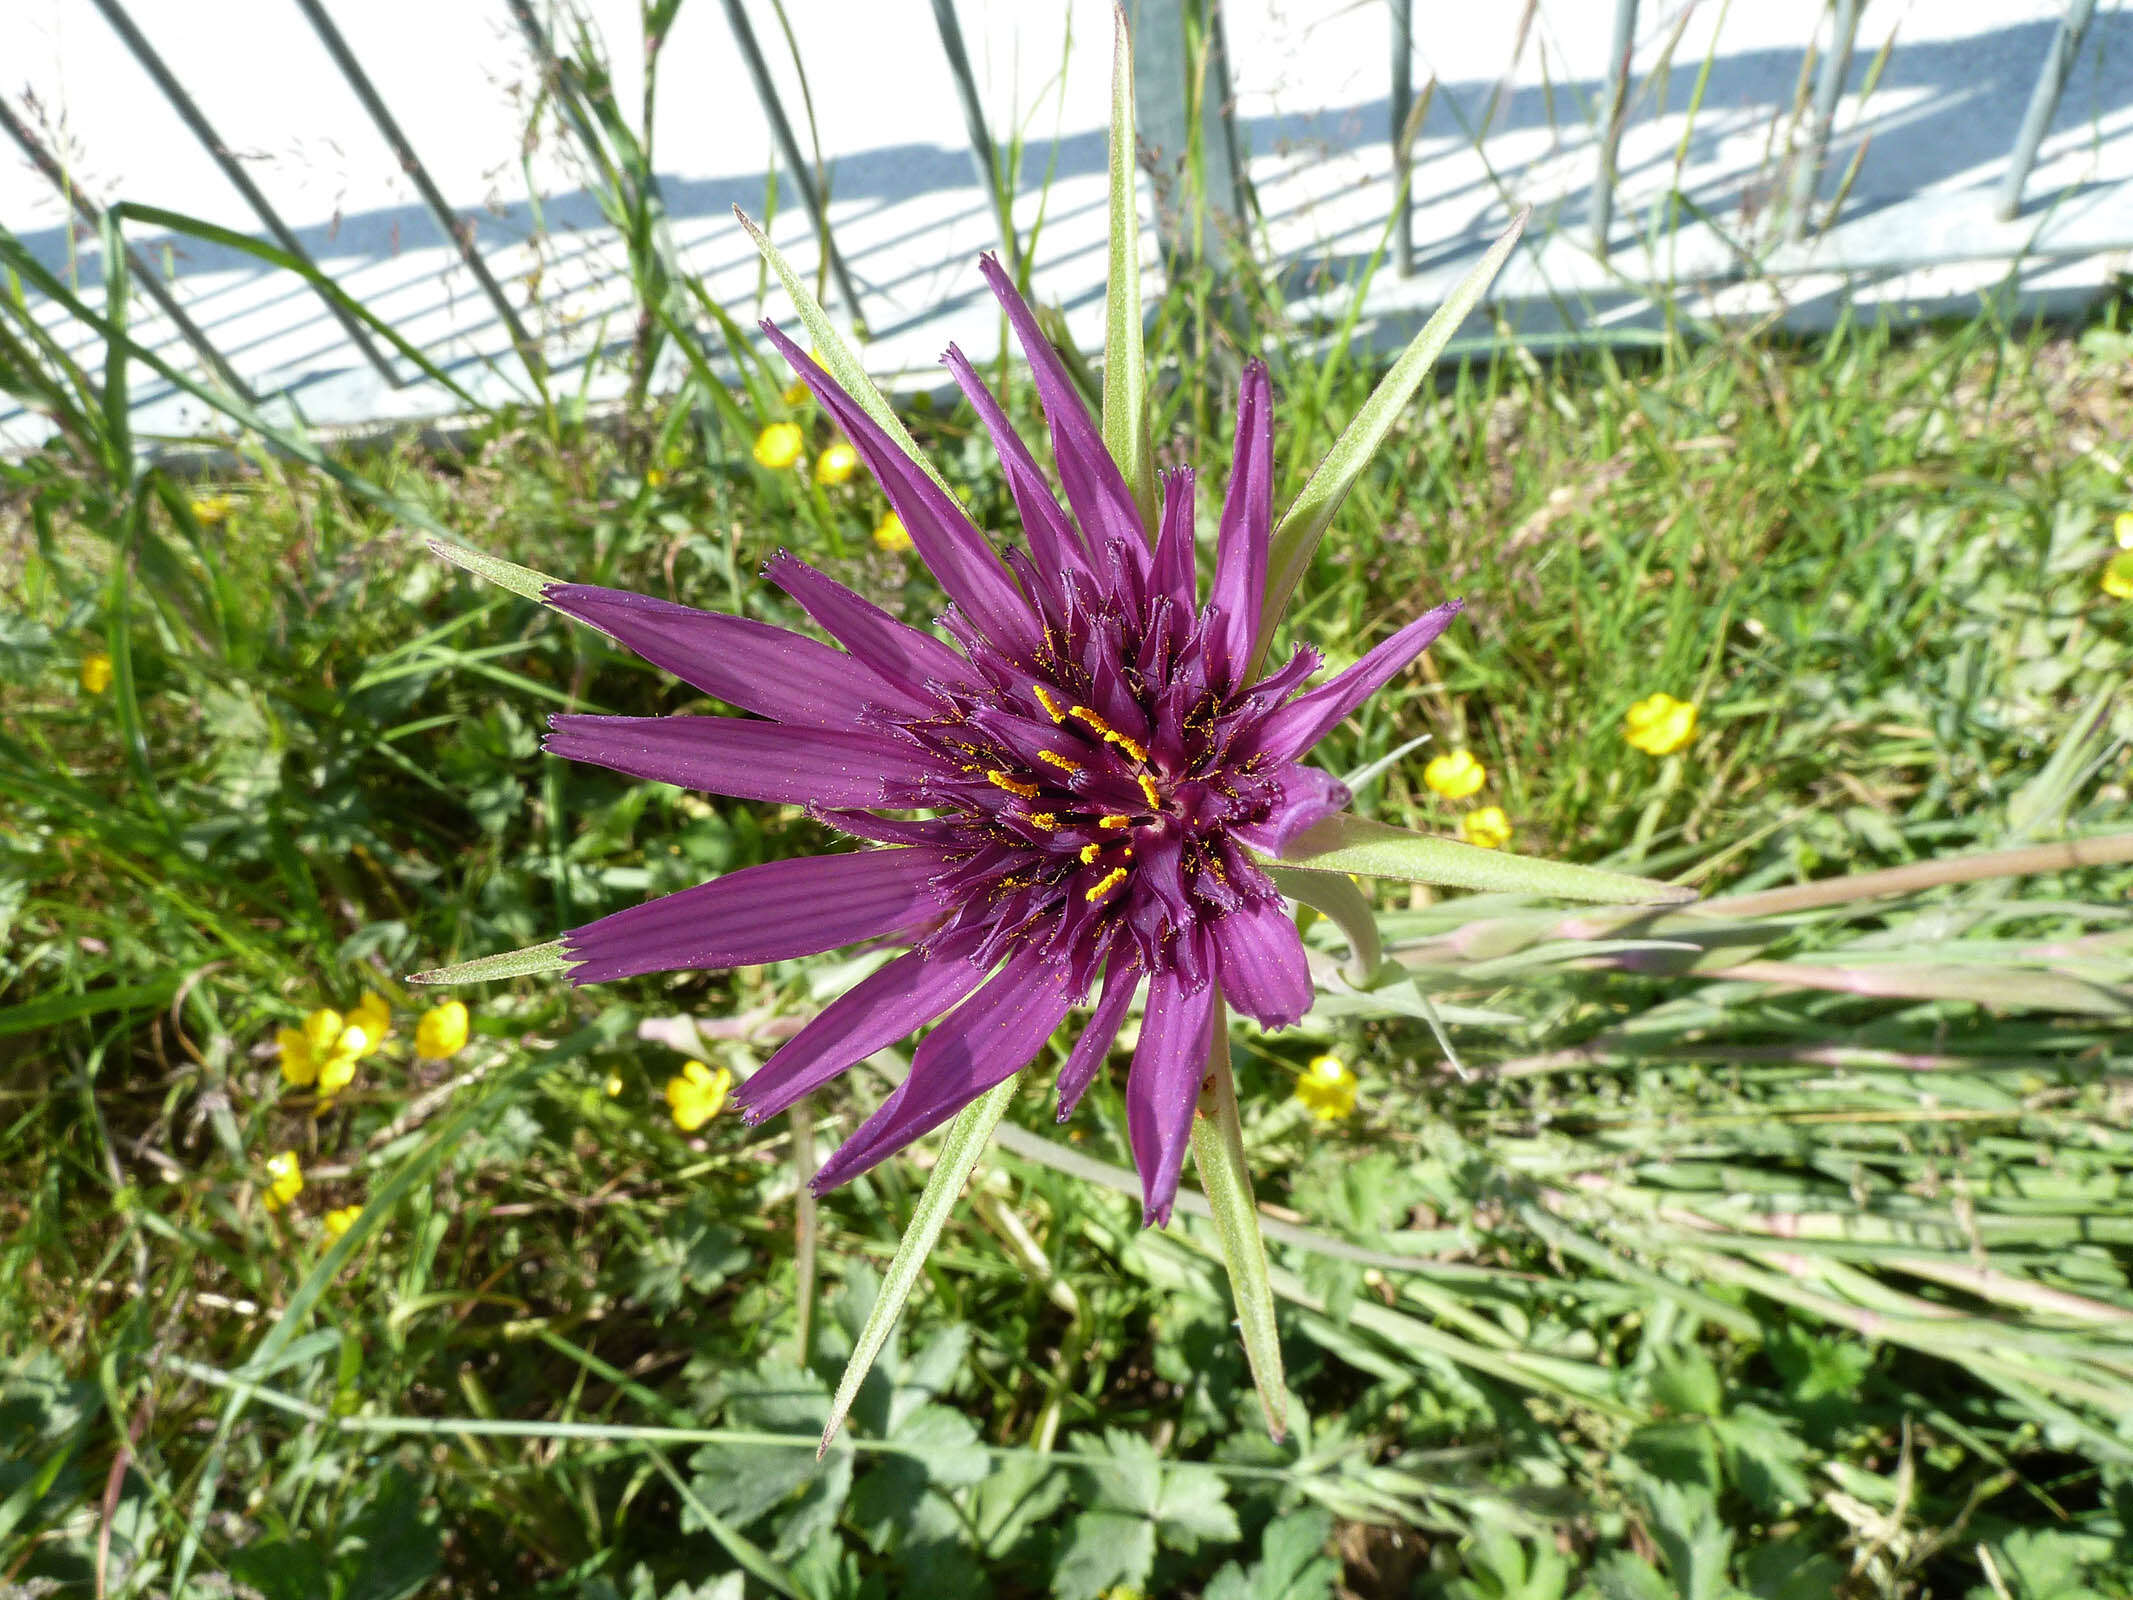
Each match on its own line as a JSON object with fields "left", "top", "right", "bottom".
{"left": 2, "top": 0, "right": 2127, "bottom": 449}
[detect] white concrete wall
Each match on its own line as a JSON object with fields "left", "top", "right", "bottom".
{"left": 3, "top": 1, "right": 2127, "bottom": 447}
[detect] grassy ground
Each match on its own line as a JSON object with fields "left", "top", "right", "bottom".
{"left": 4, "top": 283, "right": 2133, "bottom": 1599}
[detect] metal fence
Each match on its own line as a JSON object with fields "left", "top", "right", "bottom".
{"left": 2, "top": 0, "right": 2126, "bottom": 449}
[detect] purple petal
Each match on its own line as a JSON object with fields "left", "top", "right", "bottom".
{"left": 761, "top": 324, "right": 1044, "bottom": 661}
{"left": 811, "top": 945, "right": 1074, "bottom": 1192}
{"left": 545, "top": 713, "right": 939, "bottom": 807}
{"left": 1233, "top": 764, "right": 1352, "bottom": 855}
{"left": 1209, "top": 898, "right": 1313, "bottom": 1028}
{"left": 976, "top": 254, "right": 1151, "bottom": 571}
{"left": 733, "top": 935, "right": 990, "bottom": 1122}
{"left": 563, "top": 847, "right": 949, "bottom": 983}
{"left": 543, "top": 583, "right": 927, "bottom": 726}
{"left": 942, "top": 343, "right": 1097, "bottom": 591}
{"left": 1252, "top": 600, "right": 1464, "bottom": 762}
{"left": 1151, "top": 468, "right": 1197, "bottom": 614}
{"left": 1126, "top": 935, "right": 1218, "bottom": 1227}
{"left": 764, "top": 550, "right": 974, "bottom": 693}
{"left": 1055, "top": 950, "right": 1142, "bottom": 1121}
{"left": 1207, "top": 362, "right": 1272, "bottom": 684}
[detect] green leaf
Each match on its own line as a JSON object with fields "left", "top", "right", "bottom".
{"left": 1054, "top": 1510, "right": 1158, "bottom": 1600}
{"left": 1711, "top": 1405, "right": 1814, "bottom": 1514}
{"left": 1266, "top": 863, "right": 1380, "bottom": 985}
{"left": 686, "top": 1362, "right": 851, "bottom": 1562}
{"left": 1203, "top": 1508, "right": 1339, "bottom": 1600}
{"left": 733, "top": 207, "right": 955, "bottom": 497}
{"left": 1275, "top": 815, "right": 1695, "bottom": 905}
{"left": 819, "top": 1073, "right": 1018, "bottom": 1454}
{"left": 1650, "top": 1349, "right": 1723, "bottom": 1417}
{"left": 1255, "top": 209, "right": 1528, "bottom": 671}
{"left": 1100, "top": 4, "right": 1157, "bottom": 532}
{"left": 408, "top": 939, "right": 574, "bottom": 986}
{"left": 425, "top": 538, "right": 564, "bottom": 604}
{"left": 1187, "top": 1010, "right": 1286, "bottom": 1440}
{"left": 1643, "top": 1480, "right": 1734, "bottom": 1600}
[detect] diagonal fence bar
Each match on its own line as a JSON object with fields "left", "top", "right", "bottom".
{"left": 717, "top": 0, "right": 868, "bottom": 331}
{"left": 1996, "top": 0, "right": 2100, "bottom": 221}
{"left": 930, "top": 0, "right": 1022, "bottom": 279}
{"left": 1786, "top": 0, "right": 1863, "bottom": 241}
{"left": 86, "top": 0, "right": 405, "bottom": 387}
{"left": 0, "top": 94, "right": 258, "bottom": 405}
{"left": 290, "top": 0, "right": 547, "bottom": 384}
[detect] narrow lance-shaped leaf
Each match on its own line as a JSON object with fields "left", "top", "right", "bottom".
{"left": 733, "top": 206, "right": 954, "bottom": 497}
{"left": 425, "top": 538, "right": 566, "bottom": 604}
{"left": 1101, "top": 3, "right": 1158, "bottom": 533}
{"left": 410, "top": 940, "right": 575, "bottom": 986}
{"left": 1252, "top": 209, "right": 1529, "bottom": 673}
{"left": 819, "top": 1073, "right": 1019, "bottom": 1456}
{"left": 1187, "top": 1005, "right": 1286, "bottom": 1441}
{"left": 1266, "top": 864, "right": 1381, "bottom": 986}
{"left": 1277, "top": 815, "right": 1694, "bottom": 906}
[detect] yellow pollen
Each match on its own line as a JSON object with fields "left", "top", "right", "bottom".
{"left": 1079, "top": 842, "right": 1103, "bottom": 864}
{"left": 1027, "top": 812, "right": 1057, "bottom": 829}
{"left": 1069, "top": 705, "right": 1112, "bottom": 736}
{"left": 1110, "top": 732, "right": 1150, "bottom": 762}
{"left": 1038, "top": 750, "right": 1080, "bottom": 773}
{"left": 1086, "top": 867, "right": 1128, "bottom": 902}
{"left": 1137, "top": 773, "right": 1162, "bottom": 808}
{"left": 987, "top": 770, "right": 1039, "bottom": 798}
{"left": 1099, "top": 814, "right": 1132, "bottom": 829}
{"left": 1032, "top": 684, "right": 1068, "bottom": 723}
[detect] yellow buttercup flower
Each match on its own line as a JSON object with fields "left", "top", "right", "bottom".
{"left": 415, "top": 1000, "right": 470, "bottom": 1061}
{"left": 753, "top": 421, "right": 805, "bottom": 470}
{"left": 2103, "top": 550, "right": 2133, "bottom": 601}
{"left": 302, "top": 1007, "right": 346, "bottom": 1058}
{"left": 316, "top": 1027, "right": 367, "bottom": 1098}
{"left": 262, "top": 1151, "right": 303, "bottom": 1212}
{"left": 276, "top": 1026, "right": 315, "bottom": 1087}
{"left": 666, "top": 1059, "right": 733, "bottom": 1132}
{"left": 2114, "top": 510, "right": 2133, "bottom": 550}
{"left": 603, "top": 1071, "right": 625, "bottom": 1098}
{"left": 190, "top": 493, "right": 235, "bottom": 526}
{"left": 644, "top": 467, "right": 667, "bottom": 489}
{"left": 349, "top": 993, "right": 391, "bottom": 1051}
{"left": 873, "top": 512, "right": 912, "bottom": 554}
{"left": 322, "top": 1204, "right": 362, "bottom": 1241}
{"left": 79, "top": 652, "right": 113, "bottom": 695}
{"left": 1624, "top": 692, "right": 1698, "bottom": 755}
{"left": 1423, "top": 748, "right": 1486, "bottom": 800}
{"left": 1293, "top": 1055, "right": 1358, "bottom": 1121}
{"left": 1460, "top": 806, "right": 1513, "bottom": 849}
{"left": 814, "top": 442, "right": 859, "bottom": 486}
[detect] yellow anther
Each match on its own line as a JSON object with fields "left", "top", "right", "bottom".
{"left": 1137, "top": 773, "right": 1162, "bottom": 809}
{"left": 1099, "top": 814, "right": 1132, "bottom": 830}
{"left": 1027, "top": 812, "right": 1057, "bottom": 830}
{"left": 1085, "top": 867, "right": 1128, "bottom": 902}
{"left": 1079, "top": 842, "right": 1103, "bottom": 864}
{"left": 1038, "top": 750, "right": 1080, "bottom": 774}
{"left": 1069, "top": 705, "right": 1113, "bottom": 737}
{"left": 986, "top": 770, "right": 1039, "bottom": 799}
{"left": 1109, "top": 731, "right": 1150, "bottom": 762}
{"left": 1032, "top": 684, "right": 1068, "bottom": 724}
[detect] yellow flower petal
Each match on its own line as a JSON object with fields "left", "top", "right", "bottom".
{"left": 1459, "top": 806, "right": 1513, "bottom": 850}
{"left": 873, "top": 512, "right": 912, "bottom": 553}
{"left": 814, "top": 442, "right": 859, "bottom": 486}
{"left": 665, "top": 1059, "right": 734, "bottom": 1132}
{"left": 190, "top": 493, "right": 235, "bottom": 526}
{"left": 753, "top": 422, "right": 806, "bottom": 470}
{"left": 78, "top": 652, "right": 113, "bottom": 695}
{"left": 1624, "top": 692, "right": 1698, "bottom": 756}
{"left": 322, "top": 1204, "right": 362, "bottom": 1241}
{"left": 302, "top": 1008, "right": 345, "bottom": 1057}
{"left": 276, "top": 1026, "right": 317, "bottom": 1087}
{"left": 349, "top": 993, "right": 391, "bottom": 1050}
{"left": 603, "top": 1071, "right": 625, "bottom": 1098}
{"left": 263, "top": 1150, "right": 303, "bottom": 1211}
{"left": 2115, "top": 511, "right": 2133, "bottom": 551}
{"left": 2103, "top": 550, "right": 2133, "bottom": 601}
{"left": 1423, "top": 748, "right": 1486, "bottom": 800}
{"left": 1293, "top": 1054, "right": 1358, "bottom": 1120}
{"left": 415, "top": 1000, "right": 470, "bottom": 1061}
{"left": 644, "top": 467, "right": 667, "bottom": 488}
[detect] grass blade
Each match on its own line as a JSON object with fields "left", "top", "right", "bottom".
{"left": 1278, "top": 814, "right": 1693, "bottom": 905}
{"left": 1101, "top": 4, "right": 1157, "bottom": 532}
{"left": 819, "top": 1072, "right": 1019, "bottom": 1456}
{"left": 1254, "top": 210, "right": 1528, "bottom": 672}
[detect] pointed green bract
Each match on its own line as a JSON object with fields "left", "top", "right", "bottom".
{"left": 1253, "top": 210, "right": 1529, "bottom": 672}
{"left": 1101, "top": 5, "right": 1158, "bottom": 533}
{"left": 1277, "top": 815, "right": 1694, "bottom": 905}
{"left": 819, "top": 1072, "right": 1019, "bottom": 1456}
{"left": 1187, "top": 1013, "right": 1286, "bottom": 1441}
{"left": 1266, "top": 864, "right": 1381, "bottom": 986}
{"left": 733, "top": 207, "right": 955, "bottom": 497}
{"left": 409, "top": 940, "right": 574, "bottom": 986}
{"left": 426, "top": 538, "right": 565, "bottom": 604}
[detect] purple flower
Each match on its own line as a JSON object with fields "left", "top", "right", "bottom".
{"left": 539, "top": 256, "right": 1459, "bottom": 1225}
